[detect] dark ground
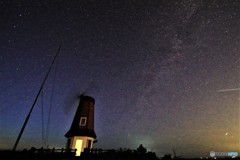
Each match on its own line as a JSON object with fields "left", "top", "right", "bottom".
{"left": 0, "top": 149, "right": 238, "bottom": 160}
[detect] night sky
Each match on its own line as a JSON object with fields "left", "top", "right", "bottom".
{"left": 0, "top": 0, "right": 239, "bottom": 158}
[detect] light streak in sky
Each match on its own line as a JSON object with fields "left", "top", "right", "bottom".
{"left": 217, "top": 88, "right": 240, "bottom": 92}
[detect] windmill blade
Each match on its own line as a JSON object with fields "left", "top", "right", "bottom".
{"left": 83, "top": 78, "right": 100, "bottom": 95}
{"left": 63, "top": 92, "right": 83, "bottom": 114}
{"left": 63, "top": 79, "right": 98, "bottom": 115}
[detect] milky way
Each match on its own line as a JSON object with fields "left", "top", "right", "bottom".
{"left": 0, "top": 0, "right": 239, "bottom": 158}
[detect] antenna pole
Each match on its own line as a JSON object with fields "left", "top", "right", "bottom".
{"left": 13, "top": 44, "right": 62, "bottom": 151}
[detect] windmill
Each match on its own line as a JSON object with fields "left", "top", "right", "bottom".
{"left": 65, "top": 94, "right": 97, "bottom": 156}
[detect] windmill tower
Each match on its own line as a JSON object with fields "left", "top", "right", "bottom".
{"left": 65, "top": 95, "right": 96, "bottom": 156}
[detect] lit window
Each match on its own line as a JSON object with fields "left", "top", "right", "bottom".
{"left": 79, "top": 117, "right": 87, "bottom": 126}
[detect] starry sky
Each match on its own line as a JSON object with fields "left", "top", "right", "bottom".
{"left": 0, "top": 0, "right": 239, "bottom": 158}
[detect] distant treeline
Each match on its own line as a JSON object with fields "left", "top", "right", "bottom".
{"left": 0, "top": 145, "right": 238, "bottom": 160}
{"left": 0, "top": 144, "right": 158, "bottom": 160}
{"left": 81, "top": 144, "right": 159, "bottom": 160}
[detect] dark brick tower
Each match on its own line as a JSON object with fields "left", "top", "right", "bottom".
{"left": 65, "top": 95, "right": 96, "bottom": 156}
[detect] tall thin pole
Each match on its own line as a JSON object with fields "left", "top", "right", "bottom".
{"left": 13, "top": 44, "right": 62, "bottom": 151}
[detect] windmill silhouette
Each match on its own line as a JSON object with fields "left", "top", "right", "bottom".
{"left": 65, "top": 94, "right": 96, "bottom": 156}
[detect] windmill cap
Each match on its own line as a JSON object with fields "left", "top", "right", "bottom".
{"left": 80, "top": 95, "right": 95, "bottom": 104}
